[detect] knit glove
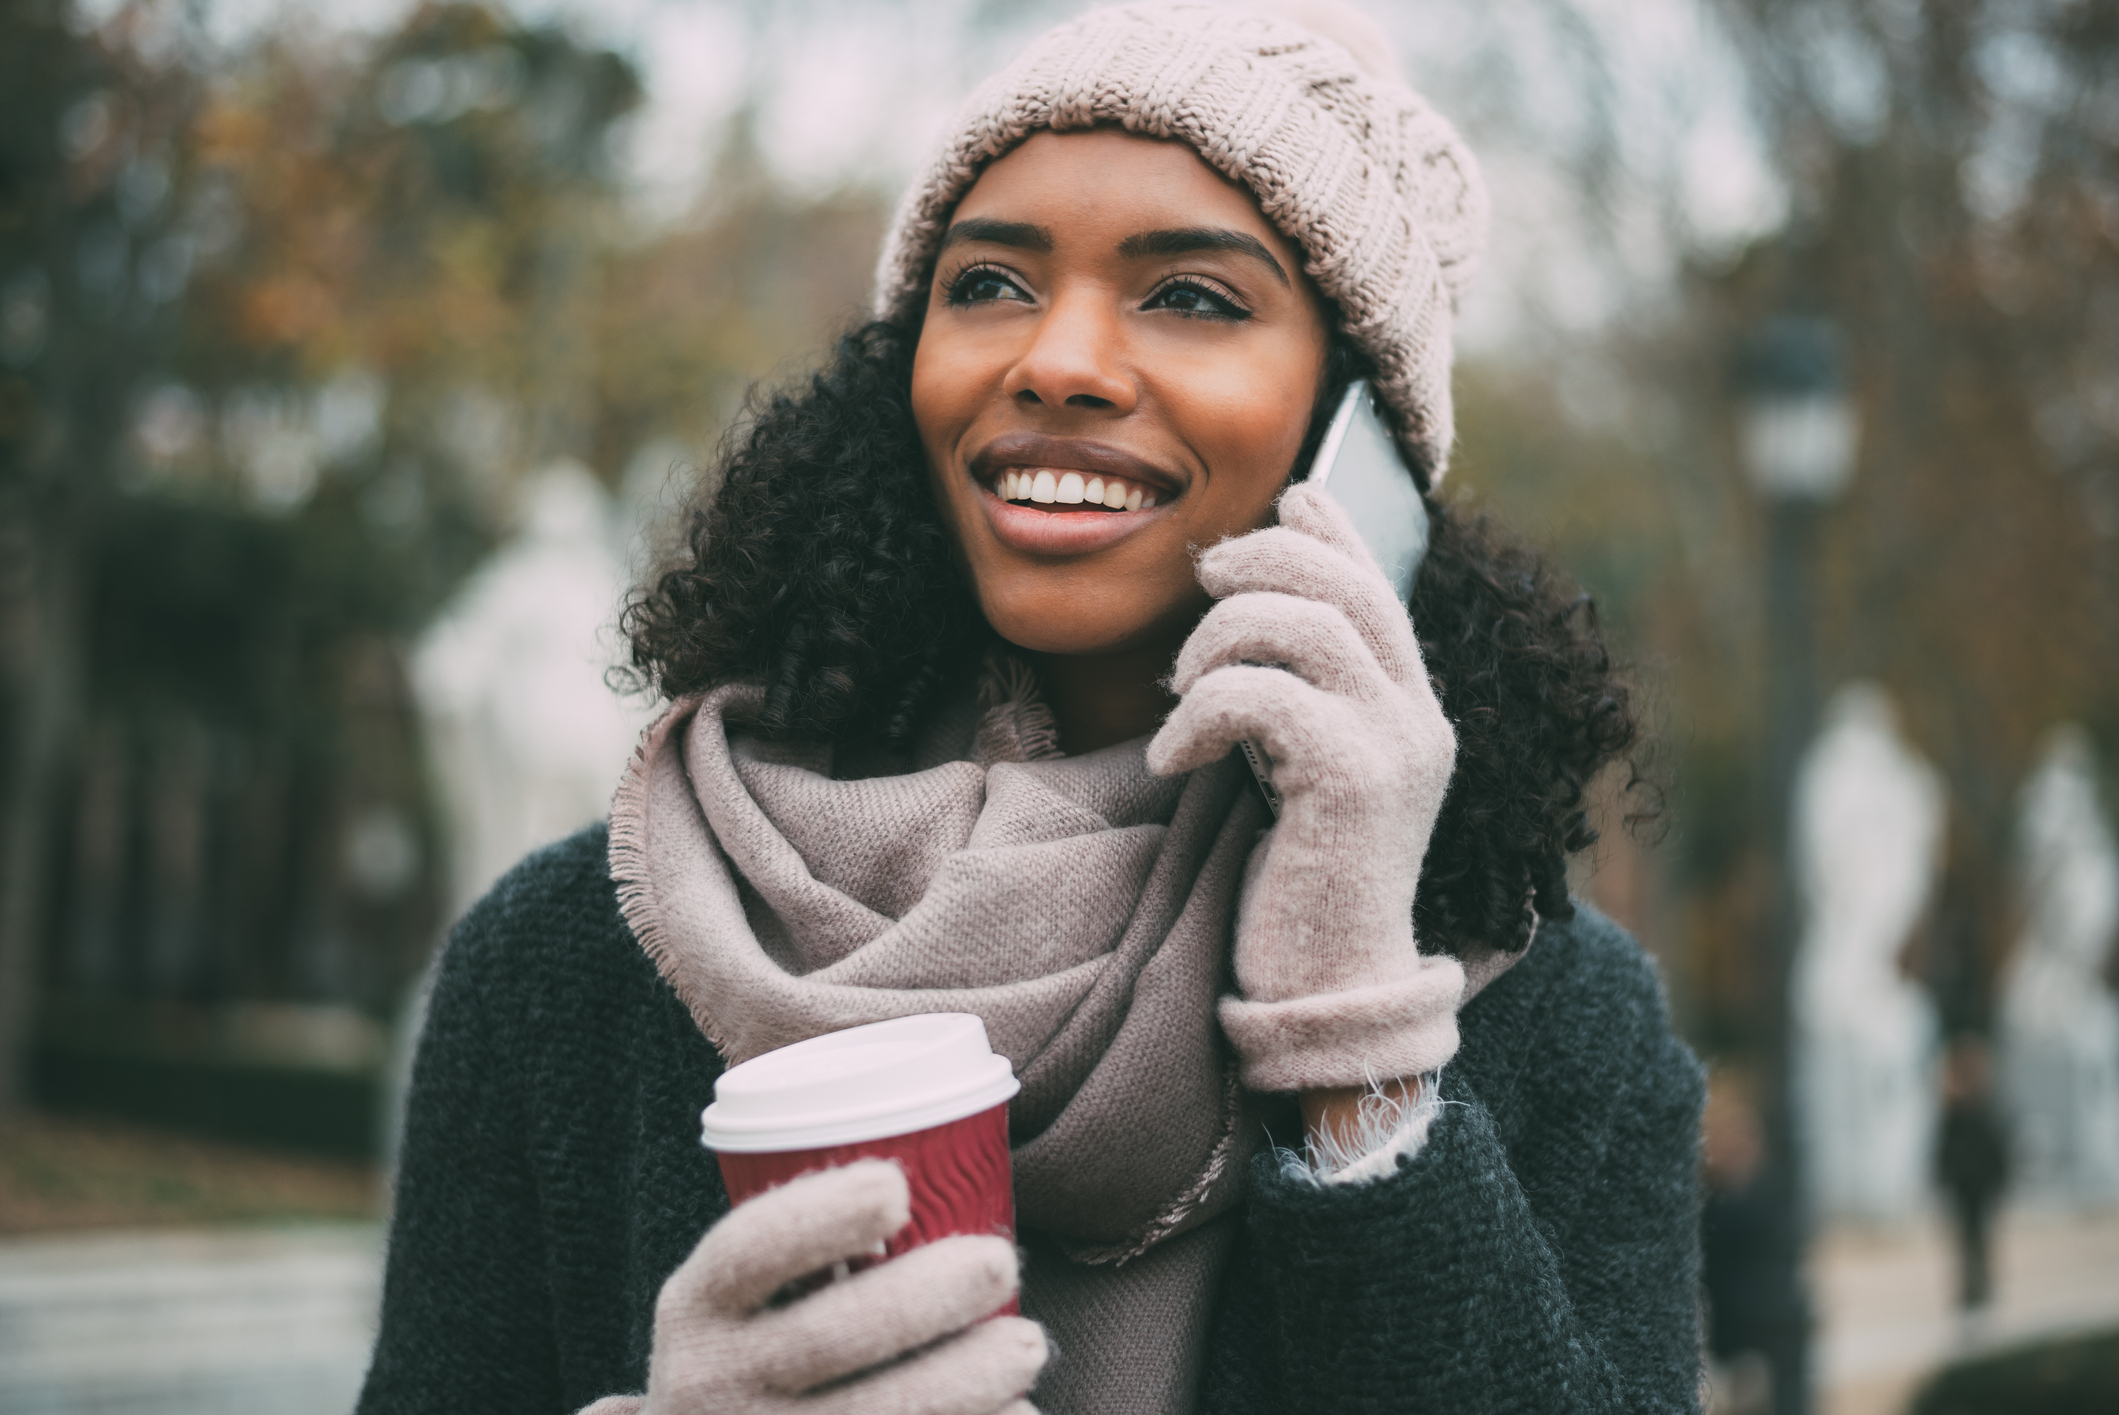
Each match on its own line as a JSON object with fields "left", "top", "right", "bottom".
{"left": 595, "top": 1160, "right": 1046, "bottom": 1415}
{"left": 1148, "top": 483, "right": 1465, "bottom": 1093}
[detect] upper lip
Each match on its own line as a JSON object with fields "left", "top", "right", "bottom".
{"left": 967, "top": 432, "right": 1186, "bottom": 498}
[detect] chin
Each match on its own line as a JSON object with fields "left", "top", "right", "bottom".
{"left": 983, "top": 591, "right": 1196, "bottom": 661}
{"left": 989, "top": 620, "right": 1147, "bottom": 658}
{"left": 968, "top": 546, "right": 1207, "bottom": 660}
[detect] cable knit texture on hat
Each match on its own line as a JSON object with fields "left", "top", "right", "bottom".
{"left": 872, "top": 0, "right": 1489, "bottom": 484}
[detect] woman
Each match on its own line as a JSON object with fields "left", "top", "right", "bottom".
{"left": 358, "top": 4, "right": 1704, "bottom": 1413}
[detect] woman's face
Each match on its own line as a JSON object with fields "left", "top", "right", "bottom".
{"left": 911, "top": 129, "right": 1331, "bottom": 659}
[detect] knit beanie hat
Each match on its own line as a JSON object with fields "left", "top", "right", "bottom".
{"left": 871, "top": 0, "right": 1489, "bottom": 486}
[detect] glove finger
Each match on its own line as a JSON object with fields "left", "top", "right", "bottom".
{"left": 1275, "top": 480, "right": 1379, "bottom": 565}
{"left": 1147, "top": 664, "right": 1351, "bottom": 781}
{"left": 1170, "top": 592, "right": 1390, "bottom": 703}
{"left": 1198, "top": 518, "right": 1421, "bottom": 689}
{"left": 671, "top": 1159, "right": 910, "bottom": 1319}
{"left": 756, "top": 1235, "right": 1020, "bottom": 1392}
{"left": 801, "top": 1316, "right": 1049, "bottom": 1415}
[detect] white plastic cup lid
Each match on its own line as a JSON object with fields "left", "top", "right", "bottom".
{"left": 699, "top": 1013, "right": 1020, "bottom": 1153}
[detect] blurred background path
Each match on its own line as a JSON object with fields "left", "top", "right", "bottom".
{"left": 0, "top": 1225, "right": 381, "bottom": 1415}
{"left": 1812, "top": 1207, "right": 2119, "bottom": 1415}
{"left": 3, "top": 1190, "right": 2117, "bottom": 1415}
{"left": 0, "top": 1113, "right": 383, "bottom": 1415}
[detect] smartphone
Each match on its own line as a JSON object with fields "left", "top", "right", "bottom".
{"left": 1238, "top": 380, "right": 1430, "bottom": 818}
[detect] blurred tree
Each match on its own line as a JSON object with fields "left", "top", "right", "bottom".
{"left": 0, "top": 0, "right": 649, "bottom": 1116}
{"left": 173, "top": 0, "right": 641, "bottom": 585}
{"left": 1442, "top": 0, "right": 2118, "bottom": 1063}
{"left": 0, "top": 0, "right": 204, "bottom": 1112}
{"left": 1710, "top": 0, "right": 2119, "bottom": 1038}
{"left": 1482, "top": 6, "right": 2119, "bottom": 1408}
{"left": 589, "top": 115, "right": 886, "bottom": 504}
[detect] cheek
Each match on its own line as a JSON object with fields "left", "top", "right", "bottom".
{"left": 1202, "top": 375, "right": 1312, "bottom": 453}
{"left": 1170, "top": 349, "right": 1320, "bottom": 509}
{"left": 910, "top": 334, "right": 975, "bottom": 455}
{"left": 911, "top": 332, "right": 995, "bottom": 536}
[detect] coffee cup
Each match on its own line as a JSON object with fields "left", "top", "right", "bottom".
{"left": 700, "top": 1013, "right": 1020, "bottom": 1294}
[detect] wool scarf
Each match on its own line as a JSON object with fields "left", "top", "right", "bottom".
{"left": 607, "top": 664, "right": 1271, "bottom": 1415}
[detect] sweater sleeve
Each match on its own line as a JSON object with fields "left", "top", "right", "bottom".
{"left": 356, "top": 885, "right": 563, "bottom": 1415}
{"left": 1204, "top": 919, "right": 1706, "bottom": 1413}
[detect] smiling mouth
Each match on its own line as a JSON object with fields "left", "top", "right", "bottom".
{"left": 989, "top": 468, "right": 1163, "bottom": 512}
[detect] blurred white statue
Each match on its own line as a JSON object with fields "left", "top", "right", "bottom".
{"left": 1791, "top": 682, "right": 1945, "bottom": 1221}
{"left": 1998, "top": 726, "right": 2119, "bottom": 1207}
{"left": 412, "top": 461, "right": 655, "bottom": 922}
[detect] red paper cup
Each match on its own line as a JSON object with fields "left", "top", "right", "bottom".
{"left": 700, "top": 1014, "right": 1021, "bottom": 1310}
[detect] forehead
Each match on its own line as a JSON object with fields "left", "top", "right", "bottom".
{"left": 952, "top": 129, "right": 1299, "bottom": 260}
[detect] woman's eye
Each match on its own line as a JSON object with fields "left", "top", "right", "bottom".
{"left": 947, "top": 266, "right": 1032, "bottom": 306}
{"left": 1143, "top": 279, "right": 1248, "bottom": 320}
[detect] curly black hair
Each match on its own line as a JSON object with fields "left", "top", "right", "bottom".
{"left": 623, "top": 319, "right": 1644, "bottom": 955}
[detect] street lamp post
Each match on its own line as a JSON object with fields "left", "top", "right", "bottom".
{"left": 1737, "top": 315, "right": 1859, "bottom": 1415}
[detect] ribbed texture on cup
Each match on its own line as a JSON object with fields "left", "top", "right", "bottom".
{"left": 714, "top": 1103, "right": 1019, "bottom": 1311}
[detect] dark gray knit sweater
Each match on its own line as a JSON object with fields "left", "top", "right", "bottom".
{"left": 357, "top": 824, "right": 1705, "bottom": 1414}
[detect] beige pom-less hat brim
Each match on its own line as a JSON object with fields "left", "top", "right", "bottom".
{"left": 871, "top": 1, "right": 1488, "bottom": 487}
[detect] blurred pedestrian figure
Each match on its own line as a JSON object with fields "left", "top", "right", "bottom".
{"left": 1935, "top": 1035, "right": 2009, "bottom": 1311}
{"left": 1998, "top": 727, "right": 2119, "bottom": 1207}
{"left": 1791, "top": 683, "right": 1944, "bottom": 1223}
{"left": 1702, "top": 1072, "right": 1810, "bottom": 1415}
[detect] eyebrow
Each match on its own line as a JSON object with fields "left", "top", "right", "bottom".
{"left": 1117, "top": 227, "right": 1289, "bottom": 287}
{"left": 938, "top": 218, "right": 1292, "bottom": 288}
{"left": 937, "top": 218, "right": 1054, "bottom": 253}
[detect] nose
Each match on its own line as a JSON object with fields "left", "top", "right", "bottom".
{"left": 1000, "top": 288, "right": 1136, "bottom": 414}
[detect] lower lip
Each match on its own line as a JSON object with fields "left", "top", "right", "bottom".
{"left": 978, "top": 483, "right": 1171, "bottom": 555}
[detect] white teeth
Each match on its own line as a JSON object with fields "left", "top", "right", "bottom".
{"left": 999, "top": 468, "right": 1167, "bottom": 509}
